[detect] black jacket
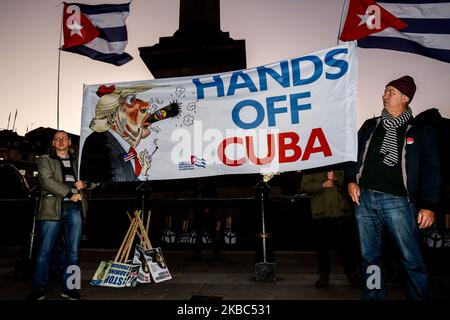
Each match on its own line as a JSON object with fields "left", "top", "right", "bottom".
{"left": 345, "top": 113, "right": 440, "bottom": 212}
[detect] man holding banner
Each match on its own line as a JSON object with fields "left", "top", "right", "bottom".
{"left": 346, "top": 75, "right": 440, "bottom": 300}
{"left": 27, "top": 131, "right": 96, "bottom": 301}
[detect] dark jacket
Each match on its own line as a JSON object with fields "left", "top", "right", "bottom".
{"left": 37, "top": 151, "right": 95, "bottom": 221}
{"left": 301, "top": 168, "right": 352, "bottom": 220}
{"left": 345, "top": 115, "right": 440, "bottom": 212}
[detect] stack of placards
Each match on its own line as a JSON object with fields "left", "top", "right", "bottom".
{"left": 91, "top": 210, "right": 172, "bottom": 287}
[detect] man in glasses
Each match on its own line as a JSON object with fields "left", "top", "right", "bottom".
{"left": 27, "top": 131, "right": 97, "bottom": 300}
{"left": 346, "top": 76, "right": 440, "bottom": 300}
{"left": 80, "top": 84, "right": 180, "bottom": 182}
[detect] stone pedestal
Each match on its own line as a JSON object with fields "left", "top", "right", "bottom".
{"left": 139, "top": 0, "right": 246, "bottom": 78}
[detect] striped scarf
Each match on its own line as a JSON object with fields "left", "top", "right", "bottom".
{"left": 380, "top": 107, "right": 412, "bottom": 166}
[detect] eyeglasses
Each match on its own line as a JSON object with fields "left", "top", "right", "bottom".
{"left": 122, "top": 94, "right": 136, "bottom": 106}
{"left": 53, "top": 138, "right": 70, "bottom": 142}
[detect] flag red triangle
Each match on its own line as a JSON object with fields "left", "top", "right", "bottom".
{"left": 62, "top": 3, "right": 100, "bottom": 49}
{"left": 340, "top": 0, "right": 408, "bottom": 41}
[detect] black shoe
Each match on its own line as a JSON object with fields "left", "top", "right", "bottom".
{"left": 26, "top": 289, "right": 45, "bottom": 301}
{"left": 61, "top": 289, "right": 81, "bottom": 300}
{"left": 314, "top": 276, "right": 330, "bottom": 289}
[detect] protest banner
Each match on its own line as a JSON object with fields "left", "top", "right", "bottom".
{"left": 79, "top": 42, "right": 357, "bottom": 182}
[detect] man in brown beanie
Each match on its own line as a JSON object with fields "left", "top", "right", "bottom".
{"left": 345, "top": 75, "right": 440, "bottom": 300}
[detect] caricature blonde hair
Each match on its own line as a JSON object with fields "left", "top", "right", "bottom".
{"left": 89, "top": 84, "right": 159, "bottom": 132}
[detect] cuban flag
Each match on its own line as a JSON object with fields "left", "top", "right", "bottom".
{"left": 339, "top": 0, "right": 450, "bottom": 63}
{"left": 190, "top": 156, "right": 206, "bottom": 168}
{"left": 61, "top": 2, "right": 133, "bottom": 66}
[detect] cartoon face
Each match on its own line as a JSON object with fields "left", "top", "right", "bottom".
{"left": 114, "top": 94, "right": 151, "bottom": 146}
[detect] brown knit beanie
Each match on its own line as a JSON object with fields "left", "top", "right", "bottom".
{"left": 386, "top": 75, "right": 416, "bottom": 103}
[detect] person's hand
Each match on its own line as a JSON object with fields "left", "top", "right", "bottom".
{"left": 417, "top": 209, "right": 435, "bottom": 229}
{"left": 322, "top": 180, "right": 334, "bottom": 189}
{"left": 348, "top": 182, "right": 360, "bottom": 206}
{"left": 70, "top": 193, "right": 82, "bottom": 202}
{"left": 139, "top": 149, "right": 152, "bottom": 177}
{"left": 74, "top": 180, "right": 87, "bottom": 190}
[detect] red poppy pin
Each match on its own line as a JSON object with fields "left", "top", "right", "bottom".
{"left": 406, "top": 137, "right": 414, "bottom": 144}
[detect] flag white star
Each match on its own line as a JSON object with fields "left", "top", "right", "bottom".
{"left": 67, "top": 20, "right": 83, "bottom": 37}
{"left": 357, "top": 12, "right": 373, "bottom": 27}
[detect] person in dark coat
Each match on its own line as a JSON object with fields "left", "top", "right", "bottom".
{"left": 346, "top": 76, "right": 440, "bottom": 300}
{"left": 191, "top": 179, "right": 222, "bottom": 261}
{"left": 301, "top": 165, "right": 359, "bottom": 288}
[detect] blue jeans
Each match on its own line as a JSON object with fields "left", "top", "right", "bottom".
{"left": 355, "top": 189, "right": 429, "bottom": 300}
{"left": 32, "top": 204, "right": 82, "bottom": 292}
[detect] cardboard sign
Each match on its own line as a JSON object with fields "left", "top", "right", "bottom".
{"left": 145, "top": 247, "right": 172, "bottom": 283}
{"left": 133, "top": 244, "right": 152, "bottom": 283}
{"left": 91, "top": 261, "right": 138, "bottom": 287}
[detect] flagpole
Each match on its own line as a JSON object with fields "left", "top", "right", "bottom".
{"left": 337, "top": 0, "right": 349, "bottom": 45}
{"left": 56, "top": 3, "right": 64, "bottom": 130}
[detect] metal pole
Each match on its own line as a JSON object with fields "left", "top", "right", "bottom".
{"left": 56, "top": 4, "right": 64, "bottom": 130}
{"left": 28, "top": 186, "right": 40, "bottom": 260}
{"left": 254, "top": 180, "right": 275, "bottom": 282}
{"left": 136, "top": 182, "right": 151, "bottom": 243}
{"left": 260, "top": 190, "right": 267, "bottom": 263}
{"left": 337, "top": 0, "right": 349, "bottom": 45}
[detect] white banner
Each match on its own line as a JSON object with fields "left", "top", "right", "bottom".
{"left": 79, "top": 42, "right": 357, "bottom": 182}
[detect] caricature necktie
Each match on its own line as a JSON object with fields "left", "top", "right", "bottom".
{"left": 128, "top": 147, "right": 141, "bottom": 176}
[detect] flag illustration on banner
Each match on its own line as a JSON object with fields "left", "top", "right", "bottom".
{"left": 191, "top": 156, "right": 206, "bottom": 169}
{"left": 122, "top": 150, "right": 136, "bottom": 162}
{"left": 339, "top": 0, "right": 450, "bottom": 63}
{"left": 61, "top": 2, "right": 133, "bottom": 66}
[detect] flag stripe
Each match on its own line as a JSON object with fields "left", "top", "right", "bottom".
{"left": 98, "top": 26, "right": 128, "bottom": 42}
{"left": 400, "top": 18, "right": 450, "bottom": 34}
{"left": 69, "top": 2, "right": 130, "bottom": 15}
{"left": 88, "top": 12, "right": 130, "bottom": 29}
{"left": 379, "top": 2, "right": 450, "bottom": 18}
{"left": 84, "top": 37, "right": 128, "bottom": 54}
{"left": 63, "top": 45, "right": 133, "bottom": 66}
{"left": 358, "top": 36, "right": 450, "bottom": 62}
{"left": 371, "top": 27, "right": 450, "bottom": 50}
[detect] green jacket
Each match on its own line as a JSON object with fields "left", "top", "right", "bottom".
{"left": 36, "top": 152, "right": 93, "bottom": 221}
{"left": 301, "top": 169, "right": 352, "bottom": 220}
